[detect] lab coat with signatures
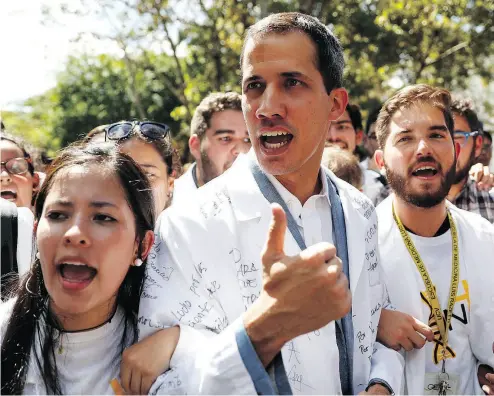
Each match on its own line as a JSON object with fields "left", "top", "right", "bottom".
{"left": 139, "top": 154, "right": 404, "bottom": 395}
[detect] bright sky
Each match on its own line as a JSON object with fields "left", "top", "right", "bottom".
{"left": 0, "top": 0, "right": 125, "bottom": 110}
{"left": 1, "top": 0, "right": 192, "bottom": 111}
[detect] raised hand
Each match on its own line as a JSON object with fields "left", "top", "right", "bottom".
{"left": 244, "top": 204, "right": 351, "bottom": 366}
{"left": 470, "top": 163, "right": 494, "bottom": 191}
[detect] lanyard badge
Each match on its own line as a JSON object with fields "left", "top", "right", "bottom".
{"left": 392, "top": 205, "right": 460, "bottom": 395}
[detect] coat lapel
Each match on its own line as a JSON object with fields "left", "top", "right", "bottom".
{"left": 330, "top": 173, "right": 367, "bottom": 296}
{"left": 228, "top": 154, "right": 303, "bottom": 259}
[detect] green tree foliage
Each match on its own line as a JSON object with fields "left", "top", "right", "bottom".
{"left": 14, "top": 53, "right": 182, "bottom": 149}
{"left": 7, "top": 0, "right": 493, "bottom": 158}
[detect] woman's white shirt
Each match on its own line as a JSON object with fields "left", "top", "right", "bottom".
{"left": 1, "top": 300, "right": 129, "bottom": 395}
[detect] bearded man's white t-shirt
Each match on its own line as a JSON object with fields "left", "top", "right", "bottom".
{"left": 377, "top": 196, "right": 494, "bottom": 395}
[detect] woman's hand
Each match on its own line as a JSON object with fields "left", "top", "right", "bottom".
{"left": 120, "top": 326, "right": 180, "bottom": 395}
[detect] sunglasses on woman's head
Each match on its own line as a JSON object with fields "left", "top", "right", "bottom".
{"left": 105, "top": 121, "right": 170, "bottom": 141}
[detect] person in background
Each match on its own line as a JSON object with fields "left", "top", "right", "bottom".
{"left": 172, "top": 92, "right": 251, "bottom": 204}
{"left": 0, "top": 131, "right": 40, "bottom": 209}
{"left": 1, "top": 198, "right": 35, "bottom": 300}
{"left": 322, "top": 146, "right": 363, "bottom": 191}
{"left": 446, "top": 98, "right": 494, "bottom": 223}
{"left": 478, "top": 130, "right": 492, "bottom": 168}
{"left": 326, "top": 103, "right": 385, "bottom": 203}
{"left": 86, "top": 121, "right": 181, "bottom": 218}
{"left": 0, "top": 143, "right": 179, "bottom": 395}
{"left": 326, "top": 103, "right": 364, "bottom": 153}
{"left": 362, "top": 106, "right": 382, "bottom": 173}
{"left": 374, "top": 84, "right": 494, "bottom": 394}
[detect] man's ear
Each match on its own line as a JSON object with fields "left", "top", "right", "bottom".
{"left": 328, "top": 88, "right": 348, "bottom": 122}
{"left": 189, "top": 135, "right": 201, "bottom": 161}
{"left": 455, "top": 142, "right": 461, "bottom": 160}
{"left": 375, "top": 149, "right": 385, "bottom": 170}
{"left": 356, "top": 129, "right": 364, "bottom": 146}
{"left": 167, "top": 175, "right": 175, "bottom": 193}
{"left": 474, "top": 135, "right": 483, "bottom": 158}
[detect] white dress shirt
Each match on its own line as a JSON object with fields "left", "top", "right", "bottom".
{"left": 266, "top": 170, "right": 333, "bottom": 247}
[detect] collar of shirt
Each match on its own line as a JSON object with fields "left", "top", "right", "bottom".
{"left": 265, "top": 168, "right": 331, "bottom": 228}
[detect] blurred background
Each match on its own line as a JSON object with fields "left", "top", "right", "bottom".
{"left": 1, "top": 0, "right": 493, "bottom": 164}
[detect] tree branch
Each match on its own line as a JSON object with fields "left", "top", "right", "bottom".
{"left": 416, "top": 41, "right": 469, "bottom": 81}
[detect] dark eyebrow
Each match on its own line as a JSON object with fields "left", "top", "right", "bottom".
{"left": 243, "top": 75, "right": 262, "bottom": 85}
{"left": 395, "top": 129, "right": 411, "bottom": 136}
{"left": 280, "top": 71, "right": 305, "bottom": 79}
{"left": 396, "top": 125, "right": 448, "bottom": 136}
{"left": 243, "top": 71, "right": 307, "bottom": 84}
{"left": 214, "top": 129, "right": 235, "bottom": 136}
{"left": 140, "top": 164, "right": 159, "bottom": 170}
{"left": 429, "top": 125, "right": 448, "bottom": 132}
{"left": 336, "top": 120, "right": 353, "bottom": 125}
{"left": 48, "top": 200, "right": 117, "bottom": 209}
{"left": 49, "top": 200, "right": 73, "bottom": 207}
{"left": 91, "top": 201, "right": 118, "bottom": 209}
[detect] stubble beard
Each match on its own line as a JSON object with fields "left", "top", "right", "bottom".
{"left": 385, "top": 159, "right": 457, "bottom": 208}
{"left": 199, "top": 150, "right": 221, "bottom": 185}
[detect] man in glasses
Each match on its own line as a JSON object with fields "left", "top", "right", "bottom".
{"left": 446, "top": 99, "right": 494, "bottom": 223}
{"left": 373, "top": 84, "right": 494, "bottom": 395}
{"left": 326, "top": 104, "right": 385, "bottom": 204}
{"left": 172, "top": 92, "right": 251, "bottom": 203}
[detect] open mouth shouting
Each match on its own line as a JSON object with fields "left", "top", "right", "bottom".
{"left": 56, "top": 260, "right": 98, "bottom": 291}
{"left": 411, "top": 164, "right": 439, "bottom": 180}
{"left": 1, "top": 189, "right": 17, "bottom": 202}
{"left": 259, "top": 130, "right": 294, "bottom": 155}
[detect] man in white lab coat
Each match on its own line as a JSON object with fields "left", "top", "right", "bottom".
{"left": 132, "top": 12, "right": 404, "bottom": 395}
{"left": 374, "top": 84, "right": 494, "bottom": 394}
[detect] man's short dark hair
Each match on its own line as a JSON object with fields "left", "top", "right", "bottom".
{"left": 241, "top": 12, "right": 344, "bottom": 94}
{"left": 190, "top": 92, "right": 242, "bottom": 139}
{"left": 365, "top": 106, "right": 382, "bottom": 135}
{"left": 346, "top": 104, "right": 363, "bottom": 131}
{"left": 451, "top": 98, "right": 483, "bottom": 135}
{"left": 376, "top": 84, "right": 454, "bottom": 150}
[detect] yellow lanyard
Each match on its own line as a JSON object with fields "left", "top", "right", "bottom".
{"left": 392, "top": 205, "right": 460, "bottom": 359}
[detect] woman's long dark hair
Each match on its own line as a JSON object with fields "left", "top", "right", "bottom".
{"left": 1, "top": 143, "right": 155, "bottom": 394}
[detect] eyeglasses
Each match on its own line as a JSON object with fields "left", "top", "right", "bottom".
{"left": 105, "top": 121, "right": 170, "bottom": 141}
{"left": 453, "top": 130, "right": 480, "bottom": 147}
{"left": 0, "top": 157, "right": 30, "bottom": 175}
